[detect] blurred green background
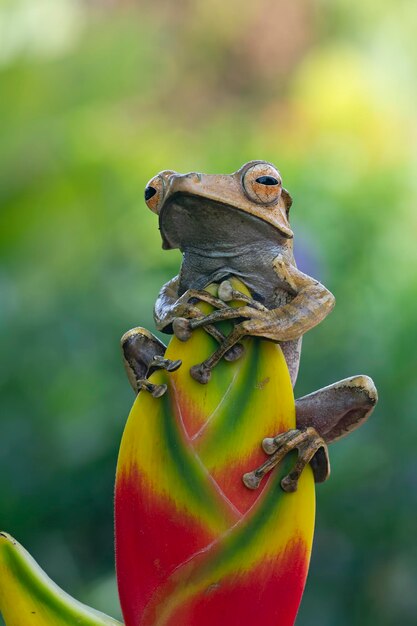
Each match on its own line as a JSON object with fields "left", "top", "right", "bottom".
{"left": 0, "top": 0, "right": 416, "bottom": 624}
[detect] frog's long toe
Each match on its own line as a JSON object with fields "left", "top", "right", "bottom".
{"left": 190, "top": 326, "right": 245, "bottom": 383}
{"left": 218, "top": 280, "right": 268, "bottom": 312}
{"left": 137, "top": 379, "right": 168, "bottom": 398}
{"left": 151, "top": 355, "right": 182, "bottom": 372}
{"left": 243, "top": 427, "right": 330, "bottom": 493}
{"left": 224, "top": 343, "right": 245, "bottom": 362}
{"left": 183, "top": 288, "right": 228, "bottom": 310}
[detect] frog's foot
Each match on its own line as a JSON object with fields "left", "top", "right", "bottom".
{"left": 174, "top": 301, "right": 267, "bottom": 343}
{"left": 173, "top": 281, "right": 266, "bottom": 340}
{"left": 242, "top": 427, "right": 330, "bottom": 493}
{"left": 136, "top": 354, "right": 182, "bottom": 397}
{"left": 172, "top": 289, "right": 229, "bottom": 339}
{"left": 121, "top": 327, "right": 181, "bottom": 397}
{"left": 169, "top": 289, "right": 243, "bottom": 362}
{"left": 172, "top": 317, "right": 244, "bottom": 364}
{"left": 175, "top": 284, "right": 267, "bottom": 381}
{"left": 189, "top": 325, "right": 247, "bottom": 383}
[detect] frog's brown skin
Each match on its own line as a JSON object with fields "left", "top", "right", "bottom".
{"left": 121, "top": 160, "right": 377, "bottom": 492}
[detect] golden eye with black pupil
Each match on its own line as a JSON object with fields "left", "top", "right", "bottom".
{"left": 144, "top": 186, "right": 157, "bottom": 201}
{"left": 242, "top": 163, "right": 282, "bottom": 205}
{"left": 144, "top": 174, "right": 166, "bottom": 213}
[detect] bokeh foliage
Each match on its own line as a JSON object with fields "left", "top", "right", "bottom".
{"left": 0, "top": 1, "right": 416, "bottom": 625}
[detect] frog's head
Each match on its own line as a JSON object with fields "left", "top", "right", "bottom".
{"left": 144, "top": 160, "right": 293, "bottom": 250}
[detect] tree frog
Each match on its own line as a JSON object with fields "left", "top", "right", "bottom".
{"left": 121, "top": 161, "right": 377, "bottom": 491}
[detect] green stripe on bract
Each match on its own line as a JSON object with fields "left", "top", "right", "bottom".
{"left": 166, "top": 331, "right": 248, "bottom": 437}
{"left": 196, "top": 340, "right": 258, "bottom": 458}
{"left": 178, "top": 454, "right": 297, "bottom": 585}
{"left": 142, "top": 457, "right": 314, "bottom": 624}
{"left": 150, "top": 374, "right": 235, "bottom": 529}
{"left": 205, "top": 455, "right": 301, "bottom": 574}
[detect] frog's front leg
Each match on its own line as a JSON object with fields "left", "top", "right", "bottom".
{"left": 154, "top": 275, "right": 245, "bottom": 361}
{"left": 184, "top": 260, "right": 335, "bottom": 383}
{"left": 244, "top": 375, "right": 377, "bottom": 492}
{"left": 121, "top": 327, "right": 181, "bottom": 398}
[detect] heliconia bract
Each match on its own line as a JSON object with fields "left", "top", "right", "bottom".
{"left": 115, "top": 279, "right": 315, "bottom": 626}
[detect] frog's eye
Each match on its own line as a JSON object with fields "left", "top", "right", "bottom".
{"left": 242, "top": 163, "right": 282, "bottom": 205}
{"left": 145, "top": 186, "right": 157, "bottom": 200}
{"left": 144, "top": 175, "right": 165, "bottom": 213}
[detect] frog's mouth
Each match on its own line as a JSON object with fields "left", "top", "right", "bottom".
{"left": 159, "top": 192, "right": 292, "bottom": 252}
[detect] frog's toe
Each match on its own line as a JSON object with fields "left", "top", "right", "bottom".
{"left": 190, "top": 364, "right": 211, "bottom": 384}
{"left": 280, "top": 474, "right": 298, "bottom": 493}
{"left": 262, "top": 437, "right": 277, "bottom": 454}
{"left": 173, "top": 317, "right": 193, "bottom": 341}
{"left": 150, "top": 383, "right": 168, "bottom": 398}
{"left": 218, "top": 280, "right": 235, "bottom": 302}
{"left": 137, "top": 379, "right": 168, "bottom": 398}
{"left": 242, "top": 471, "right": 262, "bottom": 490}
{"left": 165, "top": 358, "right": 182, "bottom": 371}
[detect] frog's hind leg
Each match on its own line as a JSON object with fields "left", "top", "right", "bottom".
{"left": 243, "top": 375, "right": 377, "bottom": 493}
{"left": 121, "top": 327, "right": 182, "bottom": 398}
{"left": 295, "top": 375, "right": 378, "bottom": 443}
